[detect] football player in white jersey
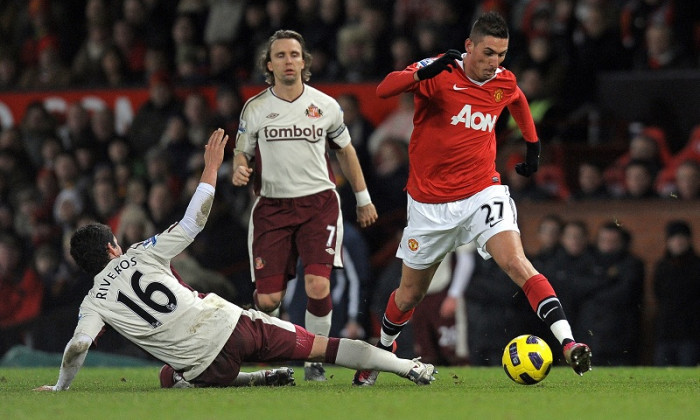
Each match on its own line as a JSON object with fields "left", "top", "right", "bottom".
{"left": 35, "top": 129, "right": 435, "bottom": 391}
{"left": 232, "top": 30, "right": 378, "bottom": 381}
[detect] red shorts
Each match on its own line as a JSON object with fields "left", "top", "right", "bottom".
{"left": 250, "top": 189, "right": 343, "bottom": 293}
{"left": 192, "top": 310, "right": 315, "bottom": 387}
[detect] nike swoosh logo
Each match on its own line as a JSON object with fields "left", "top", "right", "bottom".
{"left": 489, "top": 219, "right": 503, "bottom": 227}
{"left": 453, "top": 84, "right": 469, "bottom": 91}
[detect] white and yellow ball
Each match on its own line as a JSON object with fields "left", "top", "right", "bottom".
{"left": 502, "top": 335, "right": 553, "bottom": 385}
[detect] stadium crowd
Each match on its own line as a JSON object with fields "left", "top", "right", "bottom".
{"left": 0, "top": 0, "right": 698, "bottom": 367}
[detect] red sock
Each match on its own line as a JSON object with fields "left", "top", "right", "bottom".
{"left": 522, "top": 274, "right": 556, "bottom": 312}
{"left": 385, "top": 290, "right": 414, "bottom": 325}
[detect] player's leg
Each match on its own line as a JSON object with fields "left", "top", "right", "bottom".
{"left": 308, "top": 335, "right": 436, "bottom": 385}
{"left": 485, "top": 230, "right": 592, "bottom": 375}
{"left": 229, "top": 368, "right": 296, "bottom": 387}
{"left": 303, "top": 270, "right": 332, "bottom": 381}
{"left": 249, "top": 197, "right": 297, "bottom": 316}
{"left": 353, "top": 260, "right": 439, "bottom": 386}
{"left": 296, "top": 190, "right": 342, "bottom": 381}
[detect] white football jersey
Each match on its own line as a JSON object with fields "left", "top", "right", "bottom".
{"left": 74, "top": 223, "right": 243, "bottom": 380}
{"left": 235, "top": 85, "right": 352, "bottom": 198}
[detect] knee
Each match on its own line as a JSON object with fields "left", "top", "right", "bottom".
{"left": 395, "top": 287, "right": 425, "bottom": 312}
{"left": 304, "top": 275, "right": 330, "bottom": 300}
{"left": 254, "top": 292, "right": 281, "bottom": 313}
{"left": 498, "top": 254, "right": 533, "bottom": 283}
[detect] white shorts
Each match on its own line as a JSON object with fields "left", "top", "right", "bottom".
{"left": 396, "top": 185, "right": 519, "bottom": 269}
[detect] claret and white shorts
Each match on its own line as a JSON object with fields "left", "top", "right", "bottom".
{"left": 396, "top": 185, "right": 519, "bottom": 269}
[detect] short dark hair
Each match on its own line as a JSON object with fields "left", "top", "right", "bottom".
{"left": 470, "top": 11, "right": 509, "bottom": 43}
{"left": 70, "top": 223, "right": 115, "bottom": 276}
{"left": 259, "top": 29, "right": 313, "bottom": 86}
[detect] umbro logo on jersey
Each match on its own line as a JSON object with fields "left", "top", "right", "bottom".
{"left": 266, "top": 113, "right": 279, "bottom": 119}
{"left": 453, "top": 84, "right": 469, "bottom": 91}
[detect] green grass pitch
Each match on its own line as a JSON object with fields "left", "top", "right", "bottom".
{"left": 1, "top": 366, "right": 698, "bottom": 420}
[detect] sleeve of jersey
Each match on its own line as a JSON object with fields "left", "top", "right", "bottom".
{"left": 328, "top": 103, "right": 351, "bottom": 150}
{"left": 376, "top": 67, "right": 420, "bottom": 98}
{"left": 179, "top": 182, "right": 215, "bottom": 238}
{"left": 233, "top": 111, "right": 255, "bottom": 159}
{"left": 507, "top": 86, "right": 539, "bottom": 143}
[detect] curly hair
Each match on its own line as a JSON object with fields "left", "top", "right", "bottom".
{"left": 70, "top": 223, "right": 115, "bottom": 276}
{"left": 258, "top": 29, "right": 313, "bottom": 86}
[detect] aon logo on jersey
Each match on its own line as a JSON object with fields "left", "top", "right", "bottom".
{"left": 450, "top": 104, "right": 497, "bottom": 132}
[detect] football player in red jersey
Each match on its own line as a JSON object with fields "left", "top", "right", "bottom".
{"left": 353, "top": 11, "right": 591, "bottom": 386}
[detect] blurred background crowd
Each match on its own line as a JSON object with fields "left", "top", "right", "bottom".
{"left": 0, "top": 0, "right": 698, "bottom": 367}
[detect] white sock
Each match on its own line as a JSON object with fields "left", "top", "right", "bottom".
{"left": 551, "top": 320, "right": 574, "bottom": 345}
{"left": 334, "top": 338, "right": 412, "bottom": 377}
{"left": 230, "top": 370, "right": 266, "bottom": 386}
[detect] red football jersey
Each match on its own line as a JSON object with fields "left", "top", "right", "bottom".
{"left": 377, "top": 54, "right": 537, "bottom": 203}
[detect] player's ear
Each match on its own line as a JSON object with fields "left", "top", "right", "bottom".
{"left": 465, "top": 39, "right": 472, "bottom": 54}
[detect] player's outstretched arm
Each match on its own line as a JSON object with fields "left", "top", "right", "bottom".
{"left": 200, "top": 128, "right": 229, "bottom": 187}
{"left": 34, "top": 333, "right": 93, "bottom": 391}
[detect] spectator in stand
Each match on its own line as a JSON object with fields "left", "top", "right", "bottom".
{"left": 585, "top": 222, "right": 645, "bottom": 365}
{"left": 128, "top": 70, "right": 182, "bottom": 156}
{"left": 19, "top": 36, "right": 72, "bottom": 90}
{"left": 571, "top": 160, "right": 611, "bottom": 201}
{"left": 337, "top": 93, "right": 375, "bottom": 184}
{"left": 112, "top": 19, "right": 146, "bottom": 77}
{"left": 182, "top": 92, "right": 213, "bottom": 147}
{"left": 71, "top": 22, "right": 114, "bottom": 87}
{"left": 620, "top": 159, "right": 660, "bottom": 199}
{"left": 620, "top": 0, "right": 675, "bottom": 57}
{"left": 19, "top": 101, "right": 56, "bottom": 170}
{"left": 98, "top": 45, "right": 136, "bottom": 88}
{"left": 336, "top": 24, "right": 376, "bottom": 82}
{"left": 147, "top": 181, "right": 180, "bottom": 233}
{"left": 17, "top": 0, "right": 59, "bottom": 71}
{"left": 88, "top": 177, "right": 123, "bottom": 234}
{"left": 90, "top": 108, "right": 121, "bottom": 165}
{"left": 159, "top": 114, "right": 197, "bottom": 184}
{"left": 210, "top": 85, "right": 243, "bottom": 152}
{"left": 233, "top": 1, "right": 271, "bottom": 80}
{"left": 632, "top": 21, "right": 695, "bottom": 70}
{"left": 668, "top": 160, "right": 699, "bottom": 200}
{"left": 144, "top": 147, "right": 182, "bottom": 201}
{"left": 389, "top": 35, "right": 418, "bottom": 72}
{"left": 656, "top": 125, "right": 700, "bottom": 195}
{"left": 0, "top": 49, "right": 20, "bottom": 90}
{"left": 531, "top": 213, "right": 564, "bottom": 271}
{"left": 57, "top": 102, "right": 95, "bottom": 152}
{"left": 540, "top": 220, "right": 598, "bottom": 356}
{"left": 566, "top": 1, "right": 629, "bottom": 113}
{"left": 202, "top": 0, "right": 245, "bottom": 46}
{"left": 206, "top": 41, "right": 237, "bottom": 84}
{"left": 652, "top": 220, "right": 700, "bottom": 366}
{"left": 367, "top": 92, "right": 414, "bottom": 155}
{"left": 510, "top": 35, "right": 569, "bottom": 102}
{"left": 605, "top": 126, "right": 671, "bottom": 196}
{"left": 170, "top": 12, "right": 206, "bottom": 76}
{"left": 0, "top": 233, "right": 43, "bottom": 357}
{"left": 142, "top": 44, "right": 171, "bottom": 85}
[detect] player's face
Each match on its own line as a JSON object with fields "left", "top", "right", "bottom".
{"left": 267, "top": 38, "right": 305, "bottom": 86}
{"left": 464, "top": 35, "right": 508, "bottom": 81}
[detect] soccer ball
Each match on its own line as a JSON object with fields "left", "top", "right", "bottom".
{"left": 502, "top": 335, "right": 553, "bottom": 385}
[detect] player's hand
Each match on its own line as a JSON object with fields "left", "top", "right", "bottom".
{"left": 416, "top": 49, "right": 462, "bottom": 80}
{"left": 203, "top": 128, "right": 229, "bottom": 170}
{"left": 356, "top": 203, "right": 378, "bottom": 228}
{"left": 515, "top": 140, "right": 540, "bottom": 177}
{"left": 232, "top": 165, "right": 253, "bottom": 186}
{"left": 439, "top": 296, "right": 458, "bottom": 319}
{"left": 34, "top": 385, "right": 57, "bottom": 391}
